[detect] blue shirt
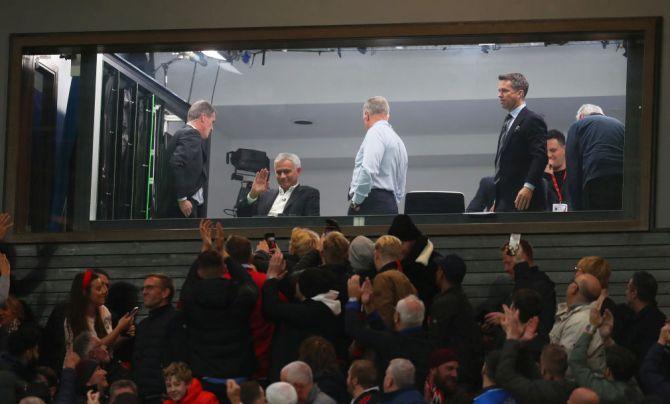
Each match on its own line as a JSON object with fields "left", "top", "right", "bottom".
{"left": 474, "top": 386, "right": 516, "bottom": 404}
{"left": 349, "top": 120, "right": 408, "bottom": 205}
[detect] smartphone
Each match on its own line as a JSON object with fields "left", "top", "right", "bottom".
{"left": 264, "top": 232, "right": 277, "bottom": 251}
{"left": 129, "top": 306, "right": 140, "bottom": 317}
{"left": 508, "top": 233, "right": 521, "bottom": 256}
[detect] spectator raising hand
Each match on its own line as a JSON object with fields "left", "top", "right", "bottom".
{"left": 0, "top": 213, "right": 13, "bottom": 240}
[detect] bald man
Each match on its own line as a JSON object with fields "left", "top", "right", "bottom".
{"left": 567, "top": 387, "right": 600, "bottom": 404}
{"left": 549, "top": 273, "right": 606, "bottom": 372}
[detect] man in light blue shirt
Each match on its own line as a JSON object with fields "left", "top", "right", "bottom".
{"left": 348, "top": 96, "right": 408, "bottom": 215}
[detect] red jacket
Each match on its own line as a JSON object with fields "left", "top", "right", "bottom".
{"left": 163, "top": 378, "right": 219, "bottom": 404}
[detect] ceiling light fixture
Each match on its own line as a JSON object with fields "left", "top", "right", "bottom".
{"left": 293, "top": 120, "right": 313, "bottom": 125}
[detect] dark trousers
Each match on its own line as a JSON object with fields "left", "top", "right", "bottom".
{"left": 167, "top": 196, "right": 204, "bottom": 218}
{"left": 583, "top": 175, "right": 623, "bottom": 210}
{"left": 348, "top": 189, "right": 398, "bottom": 215}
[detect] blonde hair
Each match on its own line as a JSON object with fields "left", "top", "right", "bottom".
{"left": 163, "top": 362, "right": 192, "bottom": 384}
{"left": 374, "top": 235, "right": 403, "bottom": 261}
{"left": 322, "top": 232, "right": 349, "bottom": 265}
{"left": 289, "top": 227, "right": 320, "bottom": 257}
{"left": 577, "top": 256, "right": 612, "bottom": 289}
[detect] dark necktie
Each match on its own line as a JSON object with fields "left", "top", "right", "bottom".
{"left": 495, "top": 114, "right": 514, "bottom": 174}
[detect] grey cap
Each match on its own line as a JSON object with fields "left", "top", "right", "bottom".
{"left": 349, "top": 235, "right": 375, "bottom": 273}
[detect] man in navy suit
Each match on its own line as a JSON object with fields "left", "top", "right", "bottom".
{"left": 236, "top": 152, "right": 320, "bottom": 217}
{"left": 493, "top": 73, "right": 548, "bottom": 212}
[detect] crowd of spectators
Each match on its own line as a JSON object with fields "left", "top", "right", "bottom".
{"left": 0, "top": 212, "right": 669, "bottom": 404}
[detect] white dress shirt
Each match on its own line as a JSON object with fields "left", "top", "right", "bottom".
{"left": 247, "top": 183, "right": 298, "bottom": 217}
{"left": 349, "top": 120, "right": 408, "bottom": 205}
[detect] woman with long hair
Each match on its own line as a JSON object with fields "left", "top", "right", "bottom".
{"left": 64, "top": 269, "right": 134, "bottom": 349}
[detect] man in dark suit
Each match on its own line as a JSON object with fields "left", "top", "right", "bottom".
{"left": 565, "top": 104, "right": 624, "bottom": 211}
{"left": 466, "top": 176, "right": 495, "bottom": 212}
{"left": 167, "top": 100, "right": 215, "bottom": 218}
{"left": 494, "top": 73, "right": 548, "bottom": 212}
{"left": 236, "top": 152, "right": 320, "bottom": 217}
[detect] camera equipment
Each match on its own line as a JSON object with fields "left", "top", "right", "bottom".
{"left": 226, "top": 149, "right": 270, "bottom": 215}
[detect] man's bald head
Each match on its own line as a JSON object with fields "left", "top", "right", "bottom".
{"left": 567, "top": 387, "right": 600, "bottom": 404}
{"left": 575, "top": 273, "right": 602, "bottom": 302}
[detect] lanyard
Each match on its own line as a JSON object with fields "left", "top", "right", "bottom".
{"left": 551, "top": 170, "right": 567, "bottom": 203}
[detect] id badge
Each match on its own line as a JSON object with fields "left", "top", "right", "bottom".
{"left": 552, "top": 203, "right": 568, "bottom": 212}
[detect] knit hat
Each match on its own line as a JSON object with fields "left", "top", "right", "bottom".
{"left": 349, "top": 236, "right": 375, "bottom": 273}
{"left": 387, "top": 215, "right": 422, "bottom": 241}
{"left": 428, "top": 348, "right": 459, "bottom": 369}
{"left": 76, "top": 359, "right": 100, "bottom": 387}
{"left": 438, "top": 254, "right": 467, "bottom": 285}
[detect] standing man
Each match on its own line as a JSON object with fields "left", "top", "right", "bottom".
{"left": 236, "top": 153, "right": 320, "bottom": 217}
{"left": 565, "top": 104, "right": 624, "bottom": 211}
{"left": 167, "top": 100, "right": 215, "bottom": 218}
{"left": 133, "top": 274, "right": 183, "bottom": 404}
{"left": 348, "top": 96, "right": 408, "bottom": 215}
{"left": 544, "top": 129, "right": 570, "bottom": 209}
{"left": 494, "top": 73, "right": 548, "bottom": 212}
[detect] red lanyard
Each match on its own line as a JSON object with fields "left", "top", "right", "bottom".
{"left": 551, "top": 170, "right": 567, "bottom": 203}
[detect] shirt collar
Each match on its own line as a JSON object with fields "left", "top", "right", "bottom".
{"left": 372, "top": 120, "right": 390, "bottom": 129}
{"left": 509, "top": 103, "right": 526, "bottom": 119}
{"left": 278, "top": 183, "right": 298, "bottom": 195}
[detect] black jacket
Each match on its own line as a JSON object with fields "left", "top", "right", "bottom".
{"left": 614, "top": 303, "right": 666, "bottom": 364}
{"left": 167, "top": 126, "right": 208, "bottom": 201}
{"left": 262, "top": 278, "right": 341, "bottom": 382}
{"left": 494, "top": 107, "right": 548, "bottom": 212}
{"left": 132, "top": 304, "right": 184, "bottom": 401}
{"left": 496, "top": 339, "right": 576, "bottom": 404}
{"left": 400, "top": 236, "right": 441, "bottom": 311}
{"left": 428, "top": 286, "right": 481, "bottom": 387}
{"left": 345, "top": 301, "right": 435, "bottom": 390}
{"left": 566, "top": 114, "right": 624, "bottom": 210}
{"left": 543, "top": 169, "right": 570, "bottom": 209}
{"left": 182, "top": 257, "right": 258, "bottom": 378}
{"left": 511, "top": 262, "right": 556, "bottom": 353}
{"left": 236, "top": 184, "right": 320, "bottom": 217}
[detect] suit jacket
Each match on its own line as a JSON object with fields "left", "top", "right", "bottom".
{"left": 236, "top": 184, "right": 320, "bottom": 217}
{"left": 466, "top": 176, "right": 496, "bottom": 212}
{"left": 167, "top": 126, "right": 208, "bottom": 201}
{"left": 494, "top": 107, "right": 548, "bottom": 212}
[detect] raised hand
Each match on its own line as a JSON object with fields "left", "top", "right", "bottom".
{"left": 501, "top": 304, "right": 524, "bottom": 340}
{"left": 63, "top": 347, "right": 80, "bottom": 369}
{"left": 0, "top": 253, "right": 10, "bottom": 277}
{"left": 361, "top": 277, "right": 373, "bottom": 306}
{"left": 0, "top": 213, "right": 13, "bottom": 240}
{"left": 520, "top": 316, "right": 539, "bottom": 342}
{"left": 267, "top": 250, "right": 286, "bottom": 279}
{"left": 214, "top": 222, "right": 226, "bottom": 256}
{"left": 347, "top": 275, "right": 362, "bottom": 300}
{"left": 199, "top": 219, "right": 213, "bottom": 252}
{"left": 226, "top": 379, "right": 241, "bottom": 404}
{"left": 599, "top": 309, "right": 614, "bottom": 341}
{"left": 658, "top": 321, "right": 670, "bottom": 346}
{"left": 249, "top": 168, "right": 270, "bottom": 199}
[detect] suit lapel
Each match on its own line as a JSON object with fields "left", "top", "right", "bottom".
{"left": 282, "top": 185, "right": 301, "bottom": 214}
{"left": 260, "top": 189, "right": 279, "bottom": 215}
{"left": 499, "top": 107, "right": 527, "bottom": 156}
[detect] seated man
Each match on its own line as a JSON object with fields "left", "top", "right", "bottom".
{"left": 236, "top": 152, "right": 320, "bottom": 217}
